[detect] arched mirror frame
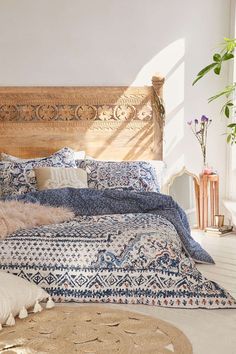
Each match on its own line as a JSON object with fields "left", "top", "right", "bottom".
{"left": 165, "top": 167, "right": 200, "bottom": 229}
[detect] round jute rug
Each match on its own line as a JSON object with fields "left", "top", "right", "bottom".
{"left": 0, "top": 306, "right": 193, "bottom": 354}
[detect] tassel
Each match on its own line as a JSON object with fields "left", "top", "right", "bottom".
{"left": 6, "top": 313, "right": 15, "bottom": 326}
{"left": 33, "top": 300, "right": 43, "bottom": 313}
{"left": 19, "top": 306, "right": 28, "bottom": 319}
{"left": 46, "top": 297, "right": 55, "bottom": 309}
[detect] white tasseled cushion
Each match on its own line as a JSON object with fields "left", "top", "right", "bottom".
{"left": 0, "top": 271, "right": 50, "bottom": 327}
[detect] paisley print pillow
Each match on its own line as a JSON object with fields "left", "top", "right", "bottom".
{"left": 76, "top": 160, "right": 161, "bottom": 192}
{"left": 0, "top": 147, "right": 76, "bottom": 197}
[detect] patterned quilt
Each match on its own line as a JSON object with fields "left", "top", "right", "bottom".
{"left": 0, "top": 212, "right": 235, "bottom": 309}
{"left": 7, "top": 188, "right": 215, "bottom": 264}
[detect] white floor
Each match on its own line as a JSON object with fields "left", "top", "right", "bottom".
{"left": 61, "top": 230, "right": 236, "bottom": 354}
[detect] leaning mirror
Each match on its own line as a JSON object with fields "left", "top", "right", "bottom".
{"left": 166, "top": 168, "right": 200, "bottom": 229}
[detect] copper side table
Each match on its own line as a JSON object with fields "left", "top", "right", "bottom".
{"left": 198, "top": 174, "right": 219, "bottom": 230}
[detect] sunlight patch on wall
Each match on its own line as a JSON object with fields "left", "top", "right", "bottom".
{"left": 165, "top": 107, "right": 185, "bottom": 156}
{"left": 130, "top": 38, "right": 186, "bottom": 178}
{"left": 131, "top": 38, "right": 185, "bottom": 86}
{"left": 164, "top": 61, "right": 185, "bottom": 114}
{"left": 87, "top": 39, "right": 186, "bottom": 162}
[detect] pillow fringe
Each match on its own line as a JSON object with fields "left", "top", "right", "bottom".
{"left": 6, "top": 313, "right": 15, "bottom": 326}
{"left": 46, "top": 297, "right": 55, "bottom": 309}
{"left": 33, "top": 300, "right": 43, "bottom": 313}
{"left": 19, "top": 306, "right": 28, "bottom": 319}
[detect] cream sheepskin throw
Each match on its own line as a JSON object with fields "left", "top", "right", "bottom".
{"left": 0, "top": 201, "right": 75, "bottom": 239}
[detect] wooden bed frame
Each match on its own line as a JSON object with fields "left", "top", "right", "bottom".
{"left": 0, "top": 75, "right": 165, "bottom": 161}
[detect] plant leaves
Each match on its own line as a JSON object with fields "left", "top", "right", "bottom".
{"left": 222, "top": 52, "right": 234, "bottom": 61}
{"left": 197, "top": 63, "right": 217, "bottom": 77}
{"left": 227, "top": 123, "right": 236, "bottom": 145}
{"left": 214, "top": 64, "right": 221, "bottom": 75}
{"left": 223, "top": 38, "right": 236, "bottom": 52}
{"left": 227, "top": 135, "right": 231, "bottom": 144}
{"left": 208, "top": 84, "right": 236, "bottom": 103}
{"left": 225, "top": 105, "right": 230, "bottom": 118}
{"left": 213, "top": 53, "right": 221, "bottom": 62}
{"left": 192, "top": 63, "right": 217, "bottom": 85}
{"left": 192, "top": 76, "right": 202, "bottom": 86}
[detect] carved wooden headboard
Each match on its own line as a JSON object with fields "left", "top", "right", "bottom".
{"left": 0, "top": 75, "right": 165, "bottom": 160}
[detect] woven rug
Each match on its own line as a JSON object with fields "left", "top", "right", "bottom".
{"left": 0, "top": 306, "right": 193, "bottom": 354}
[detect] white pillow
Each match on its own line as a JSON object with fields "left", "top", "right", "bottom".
{"left": 147, "top": 160, "right": 166, "bottom": 189}
{"left": 0, "top": 271, "right": 53, "bottom": 328}
{"left": 74, "top": 151, "right": 86, "bottom": 160}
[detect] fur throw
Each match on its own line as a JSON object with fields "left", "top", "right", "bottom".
{"left": 0, "top": 201, "right": 75, "bottom": 239}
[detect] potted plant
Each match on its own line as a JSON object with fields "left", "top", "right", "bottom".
{"left": 193, "top": 38, "right": 236, "bottom": 144}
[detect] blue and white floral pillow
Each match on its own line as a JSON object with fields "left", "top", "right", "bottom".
{"left": 76, "top": 160, "right": 161, "bottom": 192}
{"left": 0, "top": 147, "right": 76, "bottom": 197}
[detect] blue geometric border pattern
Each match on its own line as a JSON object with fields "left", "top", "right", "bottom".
{"left": 0, "top": 213, "right": 235, "bottom": 309}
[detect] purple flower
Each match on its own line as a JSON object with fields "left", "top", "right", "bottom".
{"left": 201, "top": 115, "right": 209, "bottom": 122}
{"left": 187, "top": 114, "right": 211, "bottom": 166}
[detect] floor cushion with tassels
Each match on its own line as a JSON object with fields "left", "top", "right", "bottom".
{"left": 0, "top": 271, "right": 54, "bottom": 330}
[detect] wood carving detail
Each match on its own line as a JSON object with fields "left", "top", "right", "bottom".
{"left": 0, "top": 103, "right": 152, "bottom": 122}
{"left": 0, "top": 105, "right": 18, "bottom": 121}
{"left": 0, "top": 75, "right": 165, "bottom": 160}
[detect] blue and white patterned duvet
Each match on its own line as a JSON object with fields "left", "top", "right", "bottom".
{"left": 0, "top": 211, "right": 235, "bottom": 309}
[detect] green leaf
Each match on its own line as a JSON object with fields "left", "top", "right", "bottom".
{"left": 223, "top": 38, "right": 236, "bottom": 53}
{"left": 222, "top": 52, "right": 234, "bottom": 61}
{"left": 192, "top": 63, "right": 217, "bottom": 85}
{"left": 192, "top": 76, "right": 201, "bottom": 86}
{"left": 228, "top": 43, "right": 235, "bottom": 52}
{"left": 197, "top": 63, "right": 217, "bottom": 77}
{"left": 227, "top": 135, "right": 232, "bottom": 144}
{"left": 228, "top": 123, "right": 236, "bottom": 128}
{"left": 214, "top": 64, "right": 221, "bottom": 75}
{"left": 213, "top": 53, "right": 221, "bottom": 62}
{"left": 208, "top": 84, "right": 236, "bottom": 103}
{"left": 225, "top": 105, "right": 230, "bottom": 118}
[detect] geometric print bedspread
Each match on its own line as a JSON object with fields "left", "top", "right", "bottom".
{"left": 0, "top": 213, "right": 235, "bottom": 309}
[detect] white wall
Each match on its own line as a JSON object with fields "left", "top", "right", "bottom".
{"left": 0, "top": 0, "right": 231, "bottom": 202}
{"left": 226, "top": 0, "right": 236, "bottom": 201}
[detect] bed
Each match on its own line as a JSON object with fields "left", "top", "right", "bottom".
{"left": 0, "top": 76, "right": 235, "bottom": 310}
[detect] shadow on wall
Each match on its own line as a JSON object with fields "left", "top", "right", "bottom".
{"left": 131, "top": 38, "right": 186, "bottom": 182}
{"left": 84, "top": 38, "right": 186, "bottom": 165}
{"left": 79, "top": 36, "right": 187, "bottom": 180}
